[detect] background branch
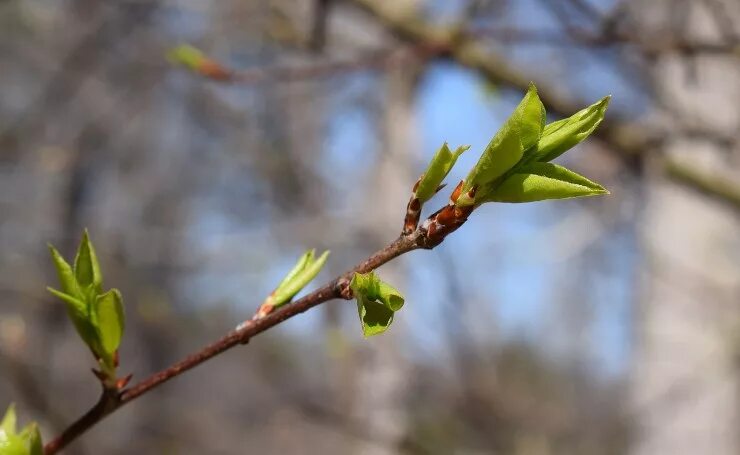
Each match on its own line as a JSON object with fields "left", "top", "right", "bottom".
{"left": 44, "top": 230, "right": 426, "bottom": 454}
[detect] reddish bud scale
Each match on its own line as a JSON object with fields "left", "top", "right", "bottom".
{"left": 198, "top": 60, "right": 233, "bottom": 81}
{"left": 419, "top": 181, "right": 475, "bottom": 248}
{"left": 450, "top": 180, "right": 464, "bottom": 203}
{"left": 402, "top": 177, "right": 424, "bottom": 235}
{"left": 402, "top": 197, "right": 422, "bottom": 235}
{"left": 254, "top": 302, "right": 274, "bottom": 320}
{"left": 337, "top": 277, "right": 353, "bottom": 300}
{"left": 116, "top": 374, "right": 133, "bottom": 391}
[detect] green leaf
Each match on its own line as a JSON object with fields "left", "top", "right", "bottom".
{"left": 1, "top": 404, "right": 16, "bottom": 436}
{"left": 415, "top": 143, "right": 469, "bottom": 203}
{"left": 376, "top": 281, "right": 405, "bottom": 312}
{"left": 0, "top": 434, "right": 27, "bottom": 455}
{"left": 74, "top": 230, "right": 102, "bottom": 293}
{"left": 0, "top": 406, "right": 42, "bottom": 455}
{"left": 536, "top": 95, "right": 610, "bottom": 163}
{"left": 46, "top": 287, "right": 100, "bottom": 353}
{"left": 46, "top": 288, "right": 87, "bottom": 321}
{"left": 518, "top": 83, "right": 547, "bottom": 152}
{"left": 349, "top": 272, "right": 377, "bottom": 298}
{"left": 48, "top": 245, "right": 81, "bottom": 298}
{"left": 356, "top": 294, "right": 395, "bottom": 337}
{"left": 93, "top": 289, "right": 125, "bottom": 357}
{"left": 479, "top": 162, "right": 608, "bottom": 203}
{"left": 21, "top": 425, "right": 42, "bottom": 455}
{"left": 275, "top": 250, "right": 313, "bottom": 291}
{"left": 350, "top": 272, "right": 405, "bottom": 337}
{"left": 272, "top": 250, "right": 330, "bottom": 307}
{"left": 459, "top": 84, "right": 545, "bottom": 206}
{"left": 166, "top": 44, "right": 205, "bottom": 70}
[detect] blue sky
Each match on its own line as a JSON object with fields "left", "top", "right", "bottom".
{"left": 178, "top": 0, "right": 639, "bottom": 379}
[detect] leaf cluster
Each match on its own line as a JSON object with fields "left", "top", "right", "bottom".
{"left": 350, "top": 272, "right": 405, "bottom": 337}
{"left": 47, "top": 231, "right": 125, "bottom": 378}
{"left": 0, "top": 405, "right": 42, "bottom": 455}
{"left": 454, "top": 84, "right": 609, "bottom": 206}
{"left": 271, "top": 249, "right": 330, "bottom": 308}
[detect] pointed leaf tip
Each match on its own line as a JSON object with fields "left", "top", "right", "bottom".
{"left": 48, "top": 244, "right": 80, "bottom": 298}
{"left": 1, "top": 403, "right": 17, "bottom": 435}
{"left": 478, "top": 162, "right": 608, "bottom": 203}
{"left": 460, "top": 85, "right": 545, "bottom": 204}
{"left": 536, "top": 95, "right": 610, "bottom": 163}
{"left": 1, "top": 404, "right": 43, "bottom": 455}
{"left": 275, "top": 249, "right": 313, "bottom": 291}
{"left": 415, "top": 142, "right": 468, "bottom": 203}
{"left": 271, "top": 250, "right": 330, "bottom": 307}
{"left": 74, "top": 229, "right": 102, "bottom": 292}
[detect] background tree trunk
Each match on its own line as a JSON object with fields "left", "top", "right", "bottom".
{"left": 631, "top": 1, "right": 740, "bottom": 454}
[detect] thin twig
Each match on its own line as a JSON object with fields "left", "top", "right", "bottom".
{"left": 44, "top": 228, "right": 438, "bottom": 454}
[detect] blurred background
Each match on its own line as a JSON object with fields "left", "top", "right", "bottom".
{"left": 1, "top": 0, "right": 739, "bottom": 454}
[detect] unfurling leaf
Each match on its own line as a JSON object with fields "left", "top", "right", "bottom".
{"left": 458, "top": 83, "right": 545, "bottom": 206}
{"left": 275, "top": 250, "right": 313, "bottom": 291}
{"left": 73, "top": 229, "right": 102, "bottom": 294}
{"left": 376, "top": 281, "right": 405, "bottom": 311}
{"left": 46, "top": 287, "right": 98, "bottom": 351}
{"left": 47, "top": 231, "right": 126, "bottom": 378}
{"left": 0, "top": 405, "right": 43, "bottom": 455}
{"left": 94, "top": 289, "right": 125, "bottom": 358}
{"left": 48, "top": 245, "right": 81, "bottom": 299}
{"left": 356, "top": 294, "right": 395, "bottom": 337}
{"left": 536, "top": 96, "right": 610, "bottom": 163}
{"left": 350, "top": 272, "right": 405, "bottom": 337}
{"left": 415, "top": 143, "right": 469, "bottom": 203}
{"left": 478, "top": 162, "right": 608, "bottom": 203}
{"left": 1, "top": 404, "right": 16, "bottom": 436}
{"left": 271, "top": 250, "right": 330, "bottom": 308}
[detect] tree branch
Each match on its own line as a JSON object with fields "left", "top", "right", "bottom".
{"left": 44, "top": 228, "right": 432, "bottom": 454}
{"left": 345, "top": 0, "right": 644, "bottom": 152}
{"left": 664, "top": 157, "right": 740, "bottom": 211}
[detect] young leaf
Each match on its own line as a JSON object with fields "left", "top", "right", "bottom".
{"left": 93, "top": 289, "right": 125, "bottom": 357}
{"left": 356, "top": 294, "right": 395, "bottom": 337}
{"left": 48, "top": 245, "right": 81, "bottom": 298}
{"left": 0, "top": 436, "right": 28, "bottom": 455}
{"left": 46, "top": 287, "right": 101, "bottom": 355}
{"left": 74, "top": 230, "right": 102, "bottom": 293}
{"left": 0, "top": 406, "right": 42, "bottom": 455}
{"left": 478, "top": 162, "right": 608, "bottom": 203}
{"left": 167, "top": 44, "right": 231, "bottom": 81}
{"left": 21, "top": 425, "right": 42, "bottom": 455}
{"left": 1, "top": 404, "right": 16, "bottom": 436}
{"left": 536, "top": 96, "right": 610, "bottom": 163}
{"left": 518, "top": 83, "right": 547, "bottom": 152}
{"left": 46, "top": 288, "right": 87, "bottom": 323}
{"left": 275, "top": 250, "right": 313, "bottom": 291}
{"left": 350, "top": 271, "right": 379, "bottom": 299}
{"left": 167, "top": 45, "right": 206, "bottom": 71}
{"left": 459, "top": 84, "right": 545, "bottom": 206}
{"left": 376, "top": 281, "right": 405, "bottom": 312}
{"left": 415, "top": 143, "right": 469, "bottom": 203}
{"left": 271, "top": 250, "right": 330, "bottom": 307}
{"left": 350, "top": 272, "right": 405, "bottom": 337}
